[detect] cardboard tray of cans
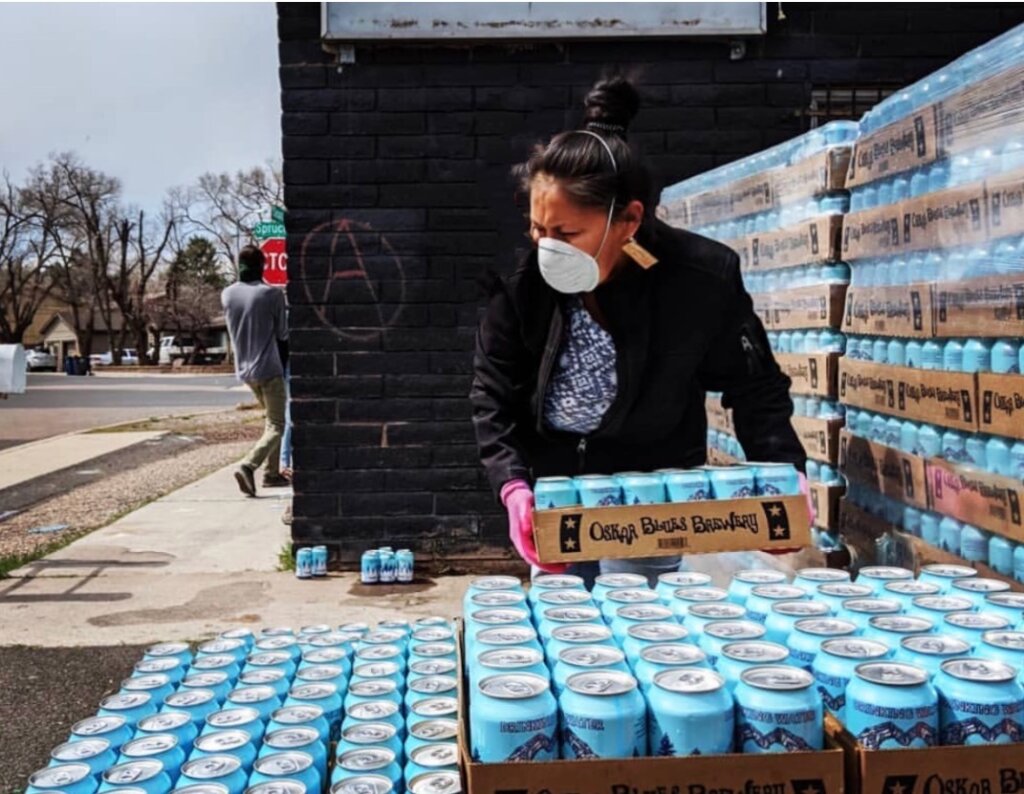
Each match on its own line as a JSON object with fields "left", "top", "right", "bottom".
{"left": 810, "top": 482, "right": 846, "bottom": 531}
{"left": 925, "top": 457, "right": 1024, "bottom": 541}
{"left": 753, "top": 283, "right": 848, "bottom": 331}
{"left": 776, "top": 352, "right": 843, "bottom": 399}
{"left": 728, "top": 214, "right": 844, "bottom": 272}
{"left": 791, "top": 416, "right": 845, "bottom": 466}
{"left": 454, "top": 620, "right": 846, "bottom": 794}
{"left": 838, "top": 431, "right": 929, "bottom": 511}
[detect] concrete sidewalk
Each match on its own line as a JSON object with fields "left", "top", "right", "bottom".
{"left": 0, "top": 464, "right": 470, "bottom": 647}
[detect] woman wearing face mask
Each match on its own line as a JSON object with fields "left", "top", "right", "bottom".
{"left": 470, "top": 75, "right": 807, "bottom": 585}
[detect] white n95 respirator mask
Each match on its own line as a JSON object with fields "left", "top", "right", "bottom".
{"left": 537, "top": 200, "right": 616, "bottom": 295}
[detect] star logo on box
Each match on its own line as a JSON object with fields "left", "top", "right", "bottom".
{"left": 791, "top": 780, "right": 826, "bottom": 794}
{"left": 763, "top": 501, "right": 791, "bottom": 541}
{"left": 881, "top": 776, "right": 917, "bottom": 794}
{"left": 559, "top": 514, "right": 583, "bottom": 554}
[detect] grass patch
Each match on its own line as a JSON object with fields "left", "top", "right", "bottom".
{"left": 277, "top": 543, "right": 296, "bottom": 572}
{"left": 87, "top": 417, "right": 163, "bottom": 433}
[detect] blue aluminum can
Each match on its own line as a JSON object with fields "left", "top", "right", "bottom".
{"left": 590, "top": 573, "right": 649, "bottom": 605}
{"left": 838, "top": 598, "right": 902, "bottom": 631}
{"left": 534, "top": 476, "right": 581, "bottom": 509}
{"left": 69, "top": 715, "right": 134, "bottom": 754}
{"left": 622, "top": 623, "right": 689, "bottom": 662}
{"left": 161, "top": 689, "right": 218, "bottom": 728}
{"left": 980, "top": 630, "right": 1024, "bottom": 670}
{"left": 794, "top": 568, "right": 851, "bottom": 588}
{"left": 633, "top": 644, "right": 709, "bottom": 691}
{"left": 405, "top": 675, "right": 458, "bottom": 713}
{"left": 97, "top": 692, "right": 157, "bottom": 728}
{"left": 352, "top": 662, "right": 405, "bottom": 694}
{"left": 117, "top": 734, "right": 185, "bottom": 781}
{"left": 882, "top": 581, "right": 941, "bottom": 612}
{"left": 600, "top": 589, "right": 660, "bottom": 623}
{"left": 261, "top": 727, "right": 328, "bottom": 779}
{"left": 470, "top": 673, "right": 558, "bottom": 762}
{"left": 619, "top": 472, "right": 667, "bottom": 505}
{"left": 404, "top": 719, "right": 458, "bottom": 760}
{"left": 663, "top": 469, "right": 711, "bottom": 503}
{"left": 917, "top": 564, "right": 978, "bottom": 593}
{"left": 537, "top": 605, "right": 604, "bottom": 643}
{"left": 226, "top": 685, "right": 282, "bottom": 722}
{"left": 330, "top": 775, "right": 394, "bottom": 794}
{"left": 943, "top": 612, "right": 1011, "bottom": 649}
{"left": 338, "top": 721, "right": 404, "bottom": 764}
{"left": 333, "top": 748, "right": 402, "bottom": 791}
{"left": 704, "top": 465, "right": 756, "bottom": 498}
{"left": 249, "top": 751, "right": 321, "bottom": 793}
{"left": 734, "top": 666, "right": 823, "bottom": 753}
{"left": 26, "top": 764, "right": 97, "bottom": 794}
{"left": 354, "top": 645, "right": 406, "bottom": 674}
{"left": 545, "top": 624, "right": 616, "bottom": 667}
{"left": 190, "top": 654, "right": 241, "bottom": 683}
{"left": 950, "top": 578, "right": 1012, "bottom": 611}
{"left": 764, "top": 601, "right": 832, "bottom": 645}
{"left": 378, "top": 551, "right": 397, "bottom": 584}
{"left": 405, "top": 696, "right": 458, "bottom": 732}
{"left": 474, "top": 626, "right": 543, "bottom": 658}
{"left": 746, "top": 585, "right": 810, "bottom": 624}
{"left": 472, "top": 648, "right": 548, "bottom": 690}
{"left": 407, "top": 659, "right": 456, "bottom": 685}
{"left": 910, "top": 595, "right": 975, "bottom": 624}
{"left": 144, "top": 642, "right": 193, "bottom": 669}
{"left": 361, "top": 551, "right": 380, "bottom": 585}
{"left": 202, "top": 707, "right": 265, "bottom": 746}
{"left": 249, "top": 783, "right": 305, "bottom": 794}
{"left": 181, "top": 673, "right": 232, "bottom": 705}
{"left": 812, "top": 638, "right": 891, "bottom": 720}
{"left": 857, "top": 566, "right": 915, "bottom": 595}
{"left": 134, "top": 657, "right": 187, "bottom": 687}
{"left": 246, "top": 651, "right": 298, "bottom": 680}
{"left": 197, "top": 639, "right": 248, "bottom": 666}
{"left": 717, "top": 642, "right": 790, "bottom": 690}
{"left": 846, "top": 661, "right": 939, "bottom": 749}
{"left": 312, "top": 545, "right": 329, "bottom": 577}
{"left": 466, "top": 608, "right": 532, "bottom": 654}
{"left": 786, "top": 618, "right": 859, "bottom": 672}
{"left": 533, "top": 588, "right": 592, "bottom": 616}
{"left": 269, "top": 705, "right": 331, "bottom": 746}
{"left": 610, "top": 604, "right": 675, "bottom": 644}
{"left": 560, "top": 669, "right": 646, "bottom": 759}
{"left": 396, "top": 549, "right": 415, "bottom": 583}
{"left": 648, "top": 668, "right": 733, "bottom": 756}
{"left": 575, "top": 474, "right": 624, "bottom": 507}
{"left": 936, "top": 658, "right": 1024, "bottom": 745}
{"left": 343, "top": 700, "right": 405, "bottom": 739}
{"left": 727, "top": 570, "right": 788, "bottom": 605}
{"left": 188, "top": 730, "right": 257, "bottom": 774}
{"left": 177, "top": 755, "right": 248, "bottom": 794}
{"left": 359, "top": 629, "right": 407, "bottom": 654}
{"left": 403, "top": 743, "right": 459, "bottom": 786}
{"left": 752, "top": 462, "right": 801, "bottom": 496}
{"left": 819, "top": 589, "right": 883, "bottom": 618}
{"left": 262, "top": 626, "right": 297, "bottom": 638}
{"left": 553, "top": 646, "right": 631, "bottom": 696}
{"left": 295, "top": 663, "right": 348, "bottom": 693}
{"left": 296, "top": 548, "right": 313, "bottom": 580}
{"left": 678, "top": 601, "right": 746, "bottom": 635}
{"left": 655, "top": 571, "right": 711, "bottom": 604}
{"left": 896, "top": 634, "right": 972, "bottom": 677}
{"left": 48, "top": 739, "right": 117, "bottom": 778}
{"left": 254, "top": 636, "right": 303, "bottom": 663}
{"left": 465, "top": 575, "right": 524, "bottom": 611}
{"left": 96, "top": 760, "right": 172, "bottom": 793}
{"left": 699, "top": 620, "right": 766, "bottom": 669}
{"left": 411, "top": 625, "right": 453, "bottom": 643}
{"left": 219, "top": 628, "right": 255, "bottom": 651}
{"left": 239, "top": 669, "right": 290, "bottom": 699}
{"left": 345, "top": 679, "right": 402, "bottom": 716}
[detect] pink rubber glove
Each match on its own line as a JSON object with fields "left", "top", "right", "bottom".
{"left": 762, "top": 472, "right": 815, "bottom": 556}
{"left": 501, "top": 479, "right": 568, "bottom": 574}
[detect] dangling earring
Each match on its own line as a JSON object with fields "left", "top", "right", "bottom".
{"left": 622, "top": 236, "right": 658, "bottom": 269}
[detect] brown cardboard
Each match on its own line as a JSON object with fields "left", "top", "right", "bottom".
{"left": 979, "top": 372, "right": 1024, "bottom": 440}
{"left": 706, "top": 446, "right": 740, "bottom": 465}
{"left": 768, "top": 284, "right": 848, "bottom": 330}
{"left": 983, "top": 165, "right": 1024, "bottom": 242}
{"left": 705, "top": 393, "right": 735, "bottom": 435}
{"left": 838, "top": 430, "right": 929, "bottom": 510}
{"left": 837, "top": 499, "right": 898, "bottom": 565}
{"left": 776, "top": 352, "right": 841, "bottom": 397}
{"left": 935, "top": 62, "right": 1024, "bottom": 157}
{"left": 774, "top": 147, "right": 852, "bottom": 204}
{"left": 532, "top": 494, "right": 811, "bottom": 564}
{"left": 933, "top": 274, "right": 1024, "bottom": 337}
{"left": 846, "top": 106, "right": 940, "bottom": 188}
{"left": 684, "top": 171, "right": 774, "bottom": 227}
{"left": 926, "top": 457, "right": 1024, "bottom": 540}
{"left": 457, "top": 623, "right": 846, "bottom": 794}
{"left": 730, "top": 214, "right": 844, "bottom": 272}
{"left": 838, "top": 359, "right": 979, "bottom": 433}
{"left": 842, "top": 285, "right": 935, "bottom": 338}
{"left": 791, "top": 416, "right": 844, "bottom": 465}
{"left": 809, "top": 482, "right": 844, "bottom": 531}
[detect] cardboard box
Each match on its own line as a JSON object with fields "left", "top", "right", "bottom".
{"left": 826, "top": 712, "right": 1024, "bottom": 794}
{"left": 774, "top": 147, "right": 852, "bottom": 204}
{"left": 776, "top": 352, "right": 841, "bottom": 397}
{"left": 926, "top": 457, "right": 1024, "bottom": 540}
{"left": 935, "top": 62, "right": 1024, "bottom": 158}
{"left": 457, "top": 622, "right": 846, "bottom": 794}
{"left": 532, "top": 494, "right": 811, "bottom": 564}
{"left": 731, "top": 215, "right": 844, "bottom": 272}
{"left": 983, "top": 165, "right": 1024, "bottom": 242}
{"left": 809, "top": 482, "right": 845, "bottom": 531}
{"left": 842, "top": 285, "right": 935, "bottom": 338}
{"left": 933, "top": 274, "right": 1024, "bottom": 337}
{"left": 838, "top": 430, "right": 929, "bottom": 510}
{"left": 684, "top": 171, "right": 774, "bottom": 227}
{"left": 768, "top": 284, "right": 848, "bottom": 331}
{"left": 791, "top": 416, "right": 844, "bottom": 465}
{"left": 838, "top": 359, "right": 979, "bottom": 433}
{"left": 705, "top": 393, "right": 735, "bottom": 435}
{"left": 846, "top": 106, "right": 940, "bottom": 188}
{"left": 979, "top": 372, "right": 1024, "bottom": 440}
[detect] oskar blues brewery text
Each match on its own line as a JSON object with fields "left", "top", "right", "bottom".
{"left": 739, "top": 708, "right": 817, "bottom": 727}
{"left": 588, "top": 511, "right": 762, "bottom": 547}
{"left": 609, "top": 780, "right": 790, "bottom": 794}
{"left": 499, "top": 714, "right": 556, "bottom": 734}
{"left": 852, "top": 701, "right": 937, "bottom": 720}
{"left": 943, "top": 698, "right": 1024, "bottom": 717}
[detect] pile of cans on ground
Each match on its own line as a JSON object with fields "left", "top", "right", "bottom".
{"left": 532, "top": 463, "right": 802, "bottom": 509}
{"left": 359, "top": 548, "right": 416, "bottom": 585}
{"left": 27, "top": 619, "right": 460, "bottom": 794}
{"left": 465, "top": 565, "right": 1024, "bottom": 762}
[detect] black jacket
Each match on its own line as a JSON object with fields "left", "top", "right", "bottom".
{"left": 470, "top": 219, "right": 805, "bottom": 498}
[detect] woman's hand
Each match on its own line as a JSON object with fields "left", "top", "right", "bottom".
{"left": 501, "top": 480, "right": 568, "bottom": 574}
{"left": 762, "top": 472, "right": 815, "bottom": 556}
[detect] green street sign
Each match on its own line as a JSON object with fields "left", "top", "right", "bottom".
{"left": 271, "top": 205, "right": 286, "bottom": 224}
{"left": 253, "top": 221, "right": 285, "bottom": 239}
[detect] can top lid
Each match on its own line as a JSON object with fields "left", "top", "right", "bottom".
{"left": 416, "top": 616, "right": 450, "bottom": 627}
{"left": 164, "top": 688, "right": 216, "bottom": 707}
{"left": 658, "top": 571, "right": 712, "bottom": 587}
{"left": 841, "top": 598, "right": 901, "bottom": 614}
{"left": 122, "top": 733, "right": 179, "bottom": 756}
{"left": 820, "top": 638, "right": 891, "bottom": 659}
{"left": 409, "top": 659, "right": 457, "bottom": 676}
{"left": 921, "top": 564, "right": 977, "bottom": 579}
{"left": 793, "top": 618, "right": 858, "bottom": 636}
{"left": 982, "top": 630, "right": 1024, "bottom": 651}
{"left": 734, "top": 569, "right": 788, "bottom": 585}
{"left": 471, "top": 591, "right": 526, "bottom": 607}
{"left": 206, "top": 706, "right": 261, "bottom": 727}
{"left": 595, "top": 573, "right": 648, "bottom": 588}
{"left": 227, "top": 684, "right": 278, "bottom": 704}
{"left": 944, "top": 612, "right": 1010, "bottom": 630}
{"left": 220, "top": 628, "right": 254, "bottom": 641}
{"left": 543, "top": 605, "right": 602, "bottom": 622}
{"left": 868, "top": 616, "right": 935, "bottom": 634}
{"left": 616, "top": 604, "right": 674, "bottom": 621}
{"left": 249, "top": 783, "right": 306, "bottom": 794}
{"left": 478, "top": 647, "right": 544, "bottom": 669}
{"left": 29, "top": 763, "right": 94, "bottom": 788}
{"left": 470, "top": 608, "right": 529, "bottom": 625}
{"left": 552, "top": 624, "right": 613, "bottom": 643}
{"left": 478, "top": 673, "right": 551, "bottom": 699}
{"left": 913, "top": 595, "right": 975, "bottom": 612}
{"left": 342, "top": 721, "right": 398, "bottom": 744}
{"left": 859, "top": 566, "right": 914, "bottom": 581}
{"left": 271, "top": 704, "right": 325, "bottom": 723}
{"left": 408, "top": 771, "right": 461, "bottom": 794}
{"left": 354, "top": 661, "right": 401, "bottom": 678}
{"left": 192, "top": 655, "right": 238, "bottom": 671}
{"left": 653, "top": 668, "right": 725, "bottom": 694}
{"left": 71, "top": 714, "right": 127, "bottom": 735}
{"left": 409, "top": 742, "right": 459, "bottom": 768}
{"left": 247, "top": 651, "right": 292, "bottom": 666}
{"left": 253, "top": 750, "right": 314, "bottom": 775}
{"left": 751, "top": 584, "right": 809, "bottom": 600}
{"left": 174, "top": 786, "right": 230, "bottom": 794}
{"left": 796, "top": 568, "right": 850, "bottom": 583}
{"left": 410, "top": 696, "right": 458, "bottom": 717}
{"left": 135, "top": 658, "right": 181, "bottom": 673}
{"left": 193, "top": 730, "right": 252, "bottom": 752}
{"left": 242, "top": 669, "right": 287, "bottom": 685}
{"left": 771, "top": 600, "right": 830, "bottom": 617}
{"left": 900, "top": 634, "right": 971, "bottom": 656}
{"left": 183, "top": 672, "right": 229, "bottom": 688}
{"left": 331, "top": 775, "right": 395, "bottom": 794}
{"left": 575, "top": 473, "right": 619, "bottom": 483}
{"left": 606, "top": 588, "right": 659, "bottom": 604}
{"left": 409, "top": 675, "right": 458, "bottom": 695}
{"left": 356, "top": 645, "right": 402, "bottom": 661}
{"left": 102, "top": 760, "right": 164, "bottom": 784}
{"left": 884, "top": 581, "right": 940, "bottom": 596}
{"left": 854, "top": 661, "right": 930, "bottom": 686}
{"left": 704, "top": 620, "right": 765, "bottom": 640}
{"left": 265, "top": 726, "right": 320, "bottom": 749}
{"left": 674, "top": 587, "right": 729, "bottom": 603}
{"left": 626, "top": 622, "right": 688, "bottom": 642}
{"left": 413, "top": 627, "right": 456, "bottom": 643}
{"left": 476, "top": 626, "right": 538, "bottom": 645}
{"left": 409, "top": 718, "right": 459, "bottom": 742}
{"left": 535, "top": 475, "right": 575, "bottom": 484}
{"left": 721, "top": 640, "right": 789, "bottom": 663}
{"left": 537, "top": 590, "right": 591, "bottom": 607}
{"left": 99, "top": 692, "right": 152, "bottom": 710}
{"left": 363, "top": 630, "right": 405, "bottom": 644}
{"left": 146, "top": 641, "right": 190, "bottom": 656}
{"left": 640, "top": 643, "right": 708, "bottom": 665}
{"left": 987, "top": 592, "right": 1024, "bottom": 608}
{"left": 338, "top": 622, "right": 370, "bottom": 633}
{"left": 559, "top": 645, "right": 626, "bottom": 667}
{"left": 941, "top": 657, "right": 1018, "bottom": 683}
{"left": 347, "top": 700, "right": 400, "bottom": 720}
{"left": 566, "top": 669, "right": 638, "bottom": 696}
{"left": 198, "top": 638, "right": 244, "bottom": 655}
{"left": 818, "top": 583, "right": 873, "bottom": 598}
{"left": 739, "top": 665, "right": 814, "bottom": 691}
{"left": 952, "top": 578, "right": 1010, "bottom": 594}
{"left": 50, "top": 738, "right": 111, "bottom": 761}
{"left": 687, "top": 603, "right": 746, "bottom": 619}
{"left": 349, "top": 679, "right": 395, "bottom": 697}
{"left": 262, "top": 626, "right": 297, "bottom": 637}
{"left": 532, "top": 574, "right": 584, "bottom": 589}
{"left": 338, "top": 747, "right": 398, "bottom": 772}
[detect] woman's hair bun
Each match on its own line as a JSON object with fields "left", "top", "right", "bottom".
{"left": 582, "top": 75, "right": 641, "bottom": 135}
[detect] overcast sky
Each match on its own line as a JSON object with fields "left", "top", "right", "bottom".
{"left": 0, "top": 2, "right": 280, "bottom": 211}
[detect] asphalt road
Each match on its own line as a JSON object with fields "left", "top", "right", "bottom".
{"left": 0, "top": 373, "right": 250, "bottom": 450}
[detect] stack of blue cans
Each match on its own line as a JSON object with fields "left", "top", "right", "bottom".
{"left": 26, "top": 617, "right": 460, "bottom": 794}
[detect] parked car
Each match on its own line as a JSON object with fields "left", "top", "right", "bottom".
{"left": 25, "top": 348, "right": 57, "bottom": 372}
{"left": 91, "top": 348, "right": 139, "bottom": 366}
{"left": 154, "top": 335, "right": 226, "bottom": 365}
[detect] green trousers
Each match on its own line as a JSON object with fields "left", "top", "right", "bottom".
{"left": 243, "top": 375, "right": 286, "bottom": 476}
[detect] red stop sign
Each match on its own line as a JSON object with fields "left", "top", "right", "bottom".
{"left": 260, "top": 237, "right": 288, "bottom": 287}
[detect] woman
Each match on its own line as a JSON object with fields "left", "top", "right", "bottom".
{"left": 470, "top": 76, "right": 807, "bottom": 584}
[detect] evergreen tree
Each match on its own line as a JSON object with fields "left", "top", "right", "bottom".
{"left": 656, "top": 734, "right": 676, "bottom": 757}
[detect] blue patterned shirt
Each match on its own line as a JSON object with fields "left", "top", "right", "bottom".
{"left": 542, "top": 297, "right": 618, "bottom": 434}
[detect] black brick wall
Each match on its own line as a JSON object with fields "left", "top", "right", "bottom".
{"left": 278, "top": 2, "right": 1024, "bottom": 566}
